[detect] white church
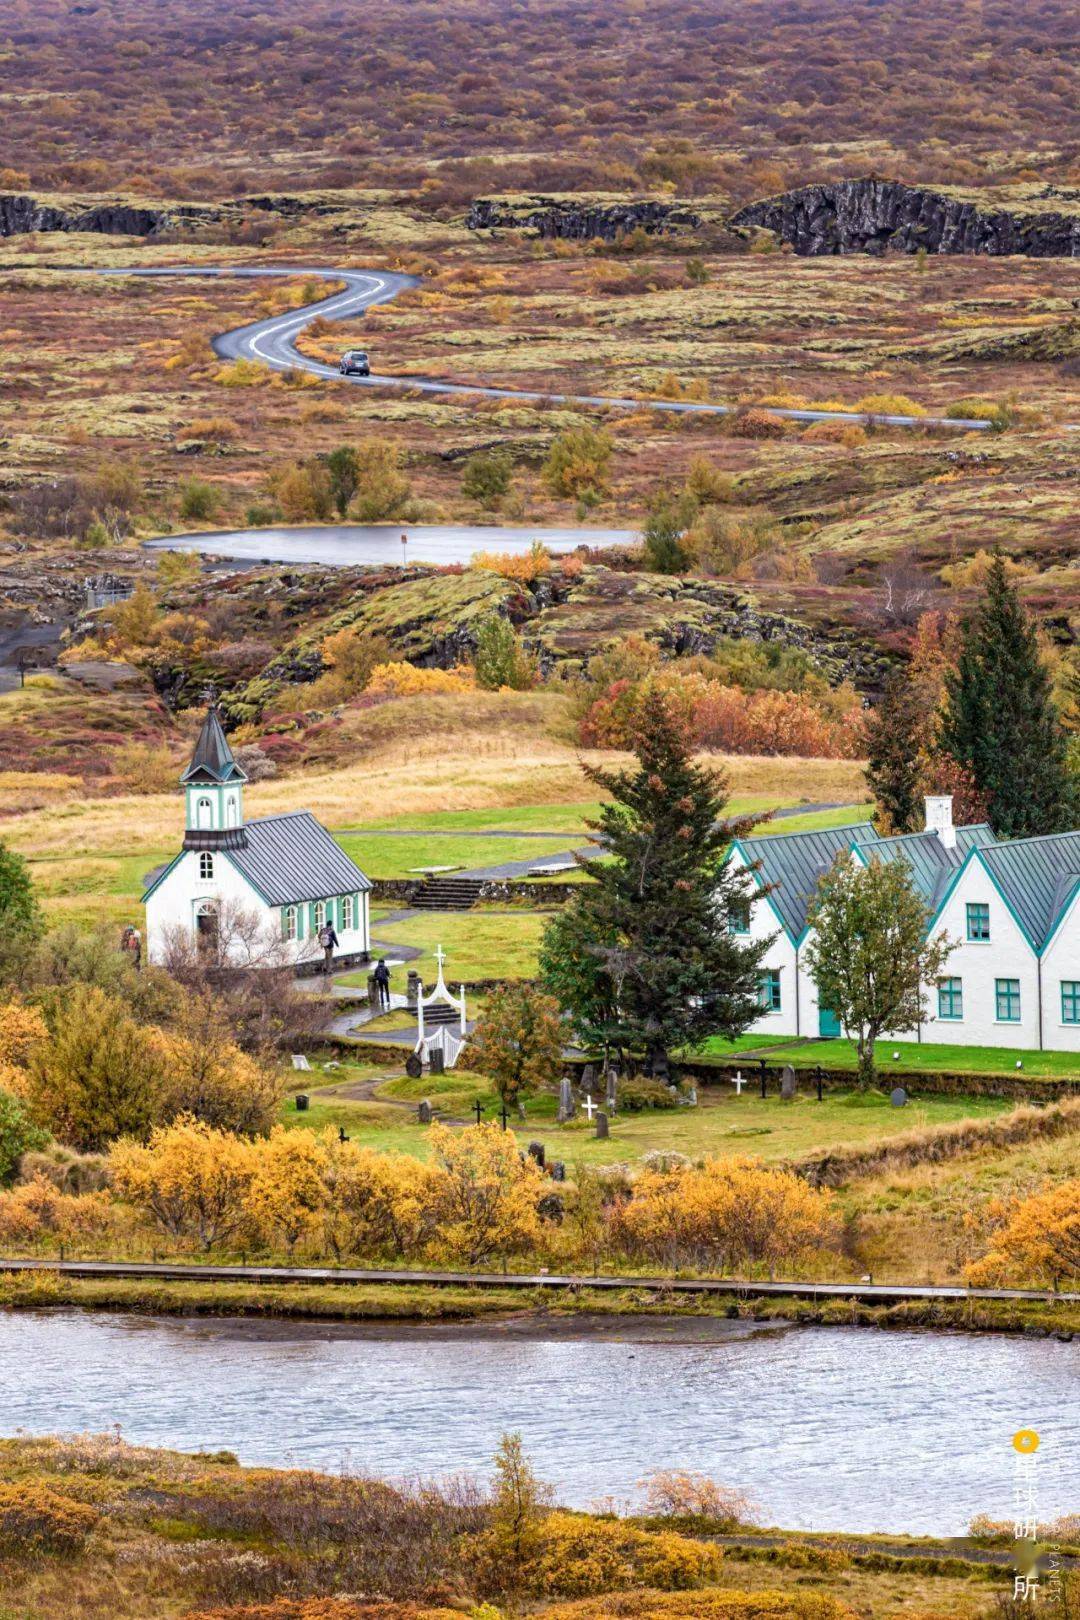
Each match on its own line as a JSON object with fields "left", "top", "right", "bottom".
{"left": 728, "top": 795, "right": 1080, "bottom": 1054}
{"left": 143, "top": 702, "right": 372, "bottom": 968}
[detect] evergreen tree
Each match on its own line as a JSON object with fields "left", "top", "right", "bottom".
{"left": 939, "top": 550, "right": 1071, "bottom": 837}
{"left": 472, "top": 615, "right": 536, "bottom": 691}
{"left": 641, "top": 492, "right": 695, "bottom": 574}
{"left": 0, "top": 841, "right": 40, "bottom": 940}
{"left": 324, "top": 446, "right": 360, "bottom": 517}
{"left": 864, "top": 671, "right": 925, "bottom": 833}
{"left": 539, "top": 687, "right": 770, "bottom": 1073}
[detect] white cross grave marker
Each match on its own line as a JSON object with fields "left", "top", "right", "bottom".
{"left": 731, "top": 1070, "right": 746, "bottom": 1095}
{"left": 581, "top": 1095, "right": 597, "bottom": 1121}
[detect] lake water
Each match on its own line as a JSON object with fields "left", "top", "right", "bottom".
{"left": 147, "top": 524, "right": 637, "bottom": 569}
{"left": 2, "top": 1310, "right": 1076, "bottom": 1534}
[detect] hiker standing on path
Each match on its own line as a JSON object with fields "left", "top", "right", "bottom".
{"left": 318, "top": 920, "right": 339, "bottom": 977}
{"left": 373, "top": 957, "right": 391, "bottom": 1009}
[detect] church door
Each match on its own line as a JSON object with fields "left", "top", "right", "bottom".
{"left": 195, "top": 902, "right": 219, "bottom": 952}
{"left": 818, "top": 1005, "right": 842, "bottom": 1038}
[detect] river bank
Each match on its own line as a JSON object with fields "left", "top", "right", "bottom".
{"left": 2, "top": 1268, "right": 1077, "bottom": 1338}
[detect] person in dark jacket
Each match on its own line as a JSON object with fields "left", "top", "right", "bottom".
{"left": 318, "top": 921, "right": 339, "bottom": 976}
{"left": 373, "top": 957, "right": 391, "bottom": 1009}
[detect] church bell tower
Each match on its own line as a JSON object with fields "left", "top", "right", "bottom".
{"left": 181, "top": 700, "right": 249, "bottom": 850}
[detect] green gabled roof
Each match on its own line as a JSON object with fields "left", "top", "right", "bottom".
{"left": 979, "top": 830, "right": 1080, "bottom": 950}
{"left": 861, "top": 823, "right": 996, "bottom": 909}
{"left": 740, "top": 822, "right": 879, "bottom": 941}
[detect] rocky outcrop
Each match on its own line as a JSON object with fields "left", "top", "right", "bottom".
{"left": 467, "top": 196, "right": 702, "bottom": 240}
{"left": 0, "top": 193, "right": 218, "bottom": 239}
{"left": 732, "top": 178, "right": 1080, "bottom": 258}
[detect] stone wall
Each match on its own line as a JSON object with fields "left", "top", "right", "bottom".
{"left": 467, "top": 196, "right": 702, "bottom": 240}
{"left": 0, "top": 192, "right": 219, "bottom": 238}
{"left": 732, "top": 178, "right": 1080, "bottom": 258}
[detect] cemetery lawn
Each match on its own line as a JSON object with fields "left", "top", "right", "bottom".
{"left": 698, "top": 1035, "right": 1080, "bottom": 1079}
{"left": 282, "top": 1058, "right": 1009, "bottom": 1166}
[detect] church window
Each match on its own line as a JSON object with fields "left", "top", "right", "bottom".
{"left": 199, "top": 852, "right": 214, "bottom": 880}
{"left": 226, "top": 796, "right": 239, "bottom": 828}
{"left": 314, "top": 900, "right": 327, "bottom": 931}
{"left": 284, "top": 906, "right": 298, "bottom": 942}
{"left": 197, "top": 796, "right": 213, "bottom": 829}
{"left": 341, "top": 894, "right": 354, "bottom": 930}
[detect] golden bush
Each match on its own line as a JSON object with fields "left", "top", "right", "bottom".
{"left": 365, "top": 662, "right": 476, "bottom": 697}
{"left": 0, "top": 1481, "right": 100, "bottom": 1557}
{"left": 470, "top": 1510, "right": 722, "bottom": 1600}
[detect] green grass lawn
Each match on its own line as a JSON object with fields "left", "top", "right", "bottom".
{"left": 698, "top": 1035, "right": 1080, "bottom": 1079}
{"left": 756, "top": 804, "right": 873, "bottom": 836}
{"left": 357, "top": 909, "right": 549, "bottom": 983}
{"left": 348, "top": 801, "right": 604, "bottom": 834}
{"left": 335, "top": 831, "right": 587, "bottom": 880}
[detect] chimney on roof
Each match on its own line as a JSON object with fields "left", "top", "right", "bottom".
{"left": 924, "top": 794, "right": 956, "bottom": 851}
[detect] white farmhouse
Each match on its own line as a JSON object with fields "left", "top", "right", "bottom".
{"left": 727, "top": 795, "right": 1080, "bottom": 1053}
{"left": 143, "top": 702, "right": 372, "bottom": 968}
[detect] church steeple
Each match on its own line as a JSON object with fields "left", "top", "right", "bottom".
{"left": 182, "top": 697, "right": 248, "bottom": 849}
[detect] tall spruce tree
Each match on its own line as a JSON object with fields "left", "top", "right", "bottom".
{"left": 939, "top": 550, "right": 1071, "bottom": 837}
{"left": 864, "top": 671, "right": 925, "bottom": 833}
{"left": 539, "top": 687, "right": 771, "bottom": 1072}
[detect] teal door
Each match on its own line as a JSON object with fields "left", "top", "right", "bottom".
{"left": 818, "top": 1006, "right": 842, "bottom": 1038}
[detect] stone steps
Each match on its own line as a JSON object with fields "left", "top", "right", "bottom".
{"left": 411, "top": 877, "right": 485, "bottom": 911}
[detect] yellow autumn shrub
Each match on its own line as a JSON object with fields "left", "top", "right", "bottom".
{"left": 428, "top": 1121, "right": 543, "bottom": 1266}
{"left": 365, "top": 662, "right": 477, "bottom": 697}
{"left": 614, "top": 1157, "right": 836, "bottom": 1273}
{"left": 110, "top": 1116, "right": 258, "bottom": 1251}
{"left": 0, "top": 1481, "right": 100, "bottom": 1557}
{"left": 469, "top": 1510, "right": 722, "bottom": 1600}
{"left": 967, "top": 1178, "right": 1080, "bottom": 1287}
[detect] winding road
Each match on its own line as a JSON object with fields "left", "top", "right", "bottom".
{"left": 98, "top": 264, "right": 998, "bottom": 432}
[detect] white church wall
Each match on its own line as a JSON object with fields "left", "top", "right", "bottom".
{"left": 145, "top": 849, "right": 269, "bottom": 966}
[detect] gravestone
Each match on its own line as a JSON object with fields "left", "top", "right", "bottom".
{"left": 430, "top": 1047, "right": 445, "bottom": 1076}
{"left": 418, "top": 1098, "right": 433, "bottom": 1124}
{"left": 528, "top": 1141, "right": 546, "bottom": 1168}
{"left": 688, "top": 1085, "right": 698, "bottom": 1106}
{"left": 551, "top": 1160, "right": 566, "bottom": 1182}
{"left": 780, "top": 1064, "right": 797, "bottom": 1100}
{"left": 605, "top": 1067, "right": 618, "bottom": 1112}
{"left": 291, "top": 1053, "right": 312, "bottom": 1071}
{"left": 595, "top": 1110, "right": 610, "bottom": 1139}
{"left": 405, "top": 1051, "right": 423, "bottom": 1079}
{"left": 890, "top": 1087, "right": 908, "bottom": 1108}
{"left": 406, "top": 969, "right": 422, "bottom": 1007}
{"left": 557, "top": 1074, "right": 576, "bottom": 1122}
{"left": 580, "top": 1063, "right": 597, "bottom": 1093}
{"left": 294, "top": 1092, "right": 309, "bottom": 1112}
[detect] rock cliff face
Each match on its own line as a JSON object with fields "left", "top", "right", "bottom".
{"left": 732, "top": 178, "right": 1080, "bottom": 258}
{"left": 0, "top": 193, "right": 215, "bottom": 238}
{"left": 467, "top": 196, "right": 702, "bottom": 240}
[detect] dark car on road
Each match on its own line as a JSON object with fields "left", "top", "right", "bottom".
{"left": 339, "top": 349, "right": 371, "bottom": 376}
